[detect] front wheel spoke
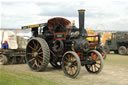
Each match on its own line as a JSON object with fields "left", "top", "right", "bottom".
{"left": 64, "top": 61, "right": 68, "bottom": 65}
{"left": 66, "top": 66, "right": 70, "bottom": 72}
{"left": 93, "top": 65, "right": 96, "bottom": 72}
{"left": 69, "top": 67, "right": 72, "bottom": 74}
{"left": 96, "top": 57, "right": 100, "bottom": 61}
{"left": 73, "top": 66, "right": 76, "bottom": 71}
{"left": 65, "top": 57, "right": 70, "bottom": 62}
{"left": 94, "top": 64, "right": 99, "bottom": 71}
{"left": 91, "top": 65, "right": 93, "bottom": 72}
{"left": 71, "top": 67, "right": 74, "bottom": 75}
{"left": 68, "top": 67, "right": 72, "bottom": 74}
{"left": 96, "top": 62, "right": 101, "bottom": 65}
{"left": 72, "top": 61, "right": 77, "bottom": 66}
{"left": 68, "top": 55, "right": 71, "bottom": 62}
{"left": 72, "top": 66, "right": 76, "bottom": 74}
{"left": 95, "top": 64, "right": 100, "bottom": 68}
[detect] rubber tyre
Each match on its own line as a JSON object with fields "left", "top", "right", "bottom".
{"left": 26, "top": 37, "right": 50, "bottom": 72}
{"left": 62, "top": 51, "right": 81, "bottom": 78}
{"left": 118, "top": 46, "right": 127, "bottom": 55}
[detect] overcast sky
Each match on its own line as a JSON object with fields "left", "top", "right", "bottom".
{"left": 1, "top": 0, "right": 128, "bottom": 31}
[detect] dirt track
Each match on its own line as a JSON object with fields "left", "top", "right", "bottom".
{"left": 0, "top": 54, "right": 128, "bottom": 85}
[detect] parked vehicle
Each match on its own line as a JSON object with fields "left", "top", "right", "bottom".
{"left": 104, "top": 32, "right": 128, "bottom": 55}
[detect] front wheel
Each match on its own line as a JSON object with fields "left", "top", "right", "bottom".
{"left": 62, "top": 51, "right": 81, "bottom": 78}
{"left": 85, "top": 50, "right": 104, "bottom": 74}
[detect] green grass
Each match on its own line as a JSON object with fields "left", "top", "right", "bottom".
{"left": 0, "top": 68, "right": 61, "bottom": 85}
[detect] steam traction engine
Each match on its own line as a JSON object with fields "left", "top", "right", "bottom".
{"left": 22, "top": 9, "right": 104, "bottom": 78}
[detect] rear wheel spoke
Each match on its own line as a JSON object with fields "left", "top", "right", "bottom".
{"left": 36, "top": 43, "right": 39, "bottom": 50}
{"left": 28, "top": 58, "right": 35, "bottom": 63}
{"left": 29, "top": 45, "right": 35, "bottom": 51}
{"left": 38, "top": 52, "right": 43, "bottom": 55}
{"left": 37, "top": 47, "right": 42, "bottom": 52}
{"left": 27, "top": 53, "right": 33, "bottom": 55}
{"left": 38, "top": 56, "right": 43, "bottom": 60}
{"left": 32, "top": 62, "right": 36, "bottom": 67}
{"left": 32, "top": 41, "right": 36, "bottom": 48}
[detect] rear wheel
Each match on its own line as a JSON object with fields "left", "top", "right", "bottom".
{"left": 26, "top": 37, "right": 50, "bottom": 71}
{"left": 85, "top": 50, "right": 104, "bottom": 73}
{"left": 118, "top": 46, "right": 127, "bottom": 55}
{"left": 62, "top": 51, "right": 81, "bottom": 78}
{"left": 0, "top": 54, "right": 8, "bottom": 65}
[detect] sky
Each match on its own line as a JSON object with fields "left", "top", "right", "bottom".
{"left": 0, "top": 0, "right": 128, "bottom": 31}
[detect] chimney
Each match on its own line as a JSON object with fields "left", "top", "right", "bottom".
{"left": 78, "top": 9, "right": 87, "bottom": 36}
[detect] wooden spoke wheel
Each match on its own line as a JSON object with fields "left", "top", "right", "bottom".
{"left": 26, "top": 38, "right": 50, "bottom": 71}
{"left": 0, "top": 54, "right": 8, "bottom": 65}
{"left": 62, "top": 51, "right": 81, "bottom": 78}
{"left": 85, "top": 50, "right": 104, "bottom": 73}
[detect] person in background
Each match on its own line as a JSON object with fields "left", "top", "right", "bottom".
{"left": 31, "top": 27, "right": 38, "bottom": 37}
{"left": 2, "top": 41, "right": 8, "bottom": 49}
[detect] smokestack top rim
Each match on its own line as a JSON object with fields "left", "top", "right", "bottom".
{"left": 78, "top": 9, "right": 86, "bottom": 12}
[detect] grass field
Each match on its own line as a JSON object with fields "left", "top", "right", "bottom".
{"left": 0, "top": 54, "right": 128, "bottom": 85}
{"left": 0, "top": 67, "right": 60, "bottom": 85}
